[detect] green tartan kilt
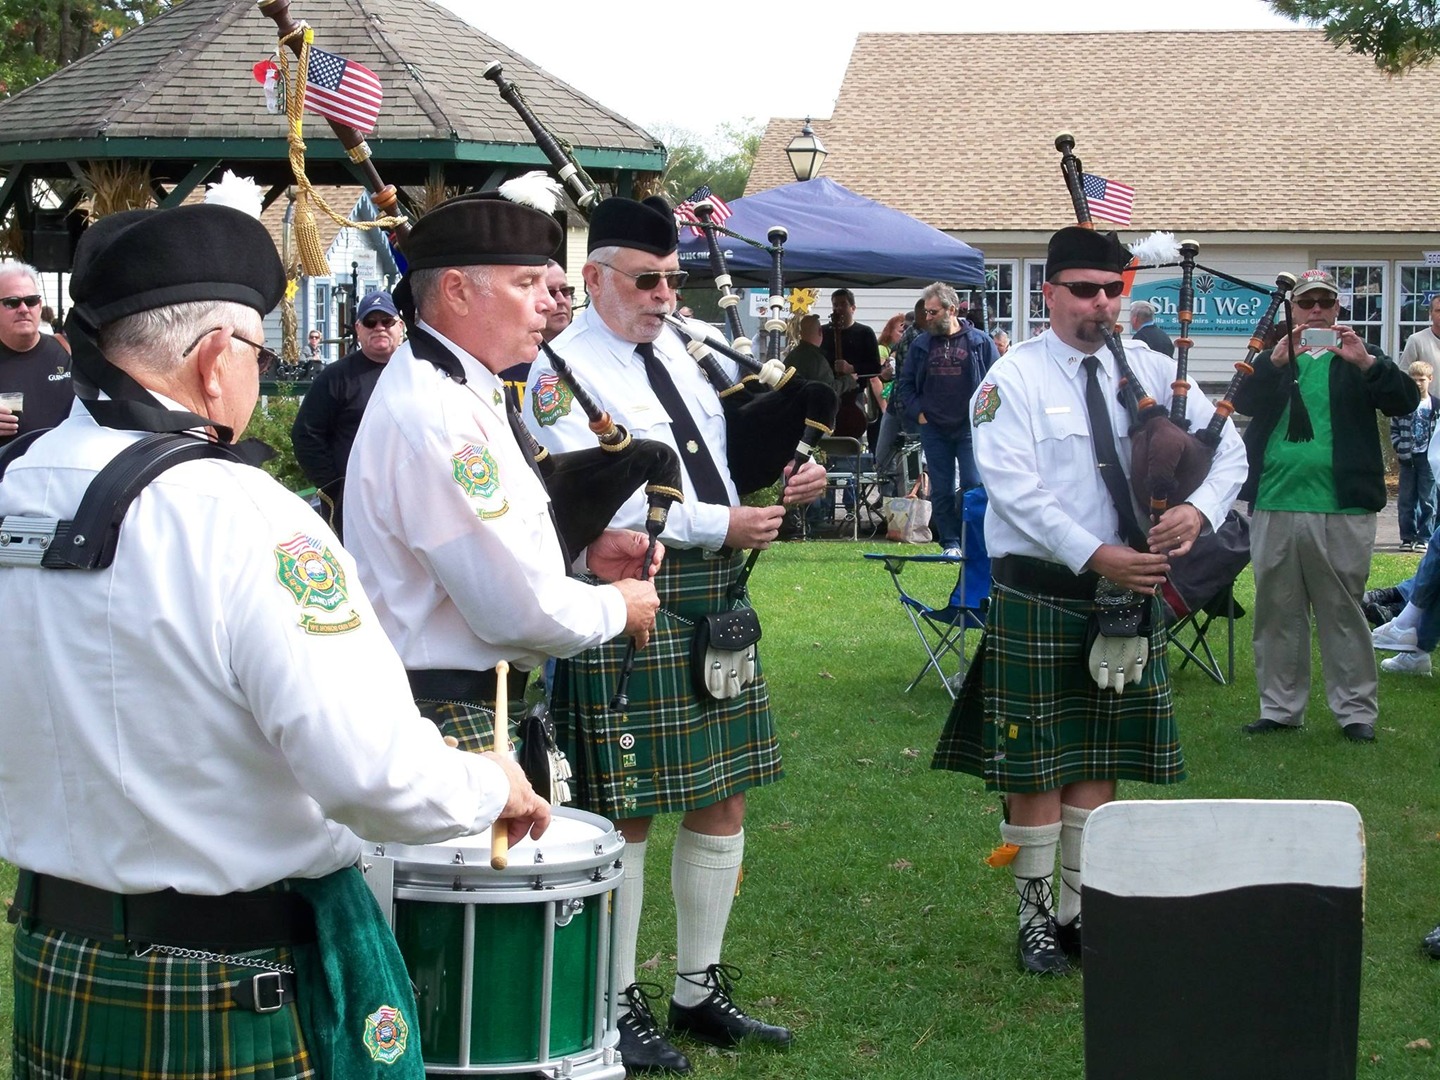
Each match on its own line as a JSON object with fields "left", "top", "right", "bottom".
{"left": 12, "top": 924, "right": 313, "bottom": 1079}
{"left": 932, "top": 583, "right": 1184, "bottom": 793}
{"left": 416, "top": 698, "right": 514, "bottom": 755}
{"left": 554, "top": 548, "right": 782, "bottom": 819}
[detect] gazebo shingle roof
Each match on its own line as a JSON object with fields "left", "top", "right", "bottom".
{"left": 748, "top": 30, "right": 1440, "bottom": 235}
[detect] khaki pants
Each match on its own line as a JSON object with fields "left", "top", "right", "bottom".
{"left": 1252, "top": 509, "right": 1377, "bottom": 727}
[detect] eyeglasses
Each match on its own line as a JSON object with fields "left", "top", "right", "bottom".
{"left": 549, "top": 286, "right": 576, "bottom": 301}
{"left": 1294, "top": 294, "right": 1338, "bottom": 310}
{"left": 596, "top": 263, "right": 688, "bottom": 291}
{"left": 183, "top": 326, "right": 275, "bottom": 375}
{"left": 922, "top": 306, "right": 950, "bottom": 318}
{"left": 1051, "top": 280, "right": 1125, "bottom": 300}
{"left": 361, "top": 315, "right": 398, "bottom": 329}
{"left": 1, "top": 294, "right": 42, "bottom": 310}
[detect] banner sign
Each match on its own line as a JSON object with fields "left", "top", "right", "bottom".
{"left": 1135, "top": 274, "right": 1271, "bottom": 336}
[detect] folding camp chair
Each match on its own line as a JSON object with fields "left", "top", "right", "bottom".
{"left": 865, "top": 488, "right": 991, "bottom": 698}
{"left": 1160, "top": 509, "right": 1251, "bottom": 686}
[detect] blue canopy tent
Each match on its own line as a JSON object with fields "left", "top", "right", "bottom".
{"left": 676, "top": 177, "right": 985, "bottom": 288}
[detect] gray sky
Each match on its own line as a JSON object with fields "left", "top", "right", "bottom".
{"left": 437, "top": 0, "right": 1304, "bottom": 141}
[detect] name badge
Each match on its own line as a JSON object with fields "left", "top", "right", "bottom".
{"left": 1044, "top": 405, "right": 1072, "bottom": 415}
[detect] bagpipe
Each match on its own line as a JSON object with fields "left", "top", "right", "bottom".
{"left": 1054, "top": 133, "right": 1283, "bottom": 525}
{"left": 256, "top": 0, "right": 682, "bottom": 566}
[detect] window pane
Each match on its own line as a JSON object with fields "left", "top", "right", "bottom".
{"left": 1319, "top": 262, "right": 1385, "bottom": 352}
{"left": 1397, "top": 263, "right": 1440, "bottom": 358}
{"left": 1027, "top": 263, "right": 1048, "bottom": 340}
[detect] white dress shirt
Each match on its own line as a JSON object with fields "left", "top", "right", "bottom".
{"left": 971, "top": 330, "right": 1247, "bottom": 572}
{"left": 0, "top": 406, "right": 508, "bottom": 894}
{"left": 527, "top": 306, "right": 737, "bottom": 551}
{"left": 344, "top": 321, "right": 626, "bottom": 674}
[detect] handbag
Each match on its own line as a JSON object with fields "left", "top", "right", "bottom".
{"left": 884, "top": 474, "right": 932, "bottom": 544}
{"left": 690, "top": 607, "right": 763, "bottom": 700}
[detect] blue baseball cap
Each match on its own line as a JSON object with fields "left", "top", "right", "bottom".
{"left": 356, "top": 290, "right": 399, "bottom": 322}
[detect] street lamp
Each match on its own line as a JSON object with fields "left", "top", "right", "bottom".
{"left": 785, "top": 117, "right": 827, "bottom": 182}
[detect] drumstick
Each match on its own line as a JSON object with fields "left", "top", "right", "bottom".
{"left": 490, "top": 660, "right": 510, "bottom": 870}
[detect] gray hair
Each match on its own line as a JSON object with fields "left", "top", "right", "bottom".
{"left": 586, "top": 246, "right": 625, "bottom": 272}
{"left": 99, "top": 300, "right": 258, "bottom": 377}
{"left": 921, "top": 282, "right": 959, "bottom": 312}
{"left": 409, "top": 265, "right": 495, "bottom": 317}
{"left": 990, "top": 328, "right": 1009, "bottom": 343}
{"left": 0, "top": 260, "right": 42, "bottom": 293}
{"left": 1130, "top": 300, "right": 1156, "bottom": 322}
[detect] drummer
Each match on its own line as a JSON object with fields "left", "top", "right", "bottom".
{"left": 343, "top": 184, "right": 661, "bottom": 750}
{"left": 0, "top": 200, "right": 548, "bottom": 1079}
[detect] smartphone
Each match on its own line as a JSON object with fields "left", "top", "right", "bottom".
{"left": 1299, "top": 327, "right": 1340, "bottom": 351}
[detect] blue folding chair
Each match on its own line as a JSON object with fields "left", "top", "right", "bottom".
{"left": 866, "top": 488, "right": 991, "bottom": 698}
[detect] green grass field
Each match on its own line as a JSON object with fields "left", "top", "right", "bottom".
{"left": 3, "top": 540, "right": 1439, "bottom": 1078}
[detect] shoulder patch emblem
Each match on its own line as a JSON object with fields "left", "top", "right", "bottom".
{"left": 362, "top": 1004, "right": 410, "bottom": 1065}
{"left": 451, "top": 443, "right": 509, "bottom": 519}
{"left": 274, "top": 533, "right": 362, "bottom": 635}
{"left": 973, "top": 382, "right": 1001, "bottom": 426}
{"left": 531, "top": 372, "right": 574, "bottom": 427}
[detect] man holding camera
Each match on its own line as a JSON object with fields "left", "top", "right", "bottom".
{"left": 1235, "top": 268, "right": 1419, "bottom": 743}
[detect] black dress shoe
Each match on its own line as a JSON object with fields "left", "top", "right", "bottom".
{"left": 669, "top": 964, "right": 793, "bottom": 1049}
{"left": 1342, "top": 722, "right": 1376, "bottom": 743}
{"left": 617, "top": 983, "right": 691, "bottom": 1075}
{"left": 1423, "top": 923, "right": 1440, "bottom": 959}
{"left": 1055, "top": 916, "right": 1082, "bottom": 961}
{"left": 1018, "top": 914, "right": 1070, "bottom": 974}
{"left": 1243, "top": 718, "right": 1297, "bottom": 735}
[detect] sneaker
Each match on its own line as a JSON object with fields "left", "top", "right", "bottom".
{"left": 1363, "top": 586, "right": 1406, "bottom": 608}
{"left": 941, "top": 546, "right": 962, "bottom": 558}
{"left": 1424, "top": 923, "right": 1440, "bottom": 959}
{"left": 1401, "top": 541, "right": 1416, "bottom": 552}
{"left": 1418, "top": 540, "right": 1429, "bottom": 551}
{"left": 1381, "top": 651, "right": 1433, "bottom": 676}
{"left": 1372, "top": 620, "right": 1420, "bottom": 653}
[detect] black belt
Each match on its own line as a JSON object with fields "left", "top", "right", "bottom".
{"left": 12, "top": 870, "right": 316, "bottom": 951}
{"left": 991, "top": 555, "right": 1099, "bottom": 601}
{"left": 407, "top": 666, "right": 528, "bottom": 707}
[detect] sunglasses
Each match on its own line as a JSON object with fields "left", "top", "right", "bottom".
{"left": 183, "top": 326, "right": 275, "bottom": 376}
{"left": 549, "top": 285, "right": 576, "bottom": 300}
{"left": 1, "top": 294, "right": 42, "bottom": 310}
{"left": 361, "top": 315, "right": 398, "bottom": 329}
{"left": 1052, "top": 280, "right": 1125, "bottom": 300}
{"left": 596, "top": 263, "right": 688, "bottom": 291}
{"left": 1294, "top": 294, "right": 1337, "bottom": 310}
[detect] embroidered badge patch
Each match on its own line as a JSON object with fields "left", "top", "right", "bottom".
{"left": 450, "top": 443, "right": 509, "bottom": 519}
{"left": 531, "top": 372, "right": 574, "bottom": 427}
{"left": 363, "top": 1004, "right": 410, "bottom": 1065}
{"left": 273, "top": 533, "right": 362, "bottom": 635}
{"left": 973, "top": 382, "right": 1001, "bottom": 426}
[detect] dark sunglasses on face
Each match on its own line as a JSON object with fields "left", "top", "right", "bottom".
{"left": 1, "top": 294, "right": 42, "bottom": 310}
{"left": 597, "top": 263, "right": 688, "bottom": 291}
{"left": 549, "top": 286, "right": 576, "bottom": 300}
{"left": 230, "top": 332, "right": 278, "bottom": 376}
{"left": 1294, "top": 294, "right": 1337, "bottom": 310}
{"left": 1052, "top": 280, "right": 1125, "bottom": 300}
{"left": 361, "top": 315, "right": 398, "bottom": 329}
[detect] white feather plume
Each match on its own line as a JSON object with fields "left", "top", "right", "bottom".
{"left": 1127, "top": 230, "right": 1179, "bottom": 267}
{"left": 203, "top": 170, "right": 266, "bottom": 219}
{"left": 499, "top": 171, "right": 563, "bottom": 214}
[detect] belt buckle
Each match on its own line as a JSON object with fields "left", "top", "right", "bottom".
{"left": 251, "top": 971, "right": 287, "bottom": 1013}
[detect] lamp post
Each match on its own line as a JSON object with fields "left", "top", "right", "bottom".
{"left": 785, "top": 117, "right": 827, "bottom": 182}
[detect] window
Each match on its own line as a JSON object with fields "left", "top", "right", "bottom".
{"left": 1026, "top": 262, "right": 1049, "bottom": 341}
{"left": 1396, "top": 262, "right": 1440, "bottom": 358}
{"left": 1319, "top": 262, "right": 1386, "bottom": 353}
{"left": 979, "top": 262, "right": 1017, "bottom": 341}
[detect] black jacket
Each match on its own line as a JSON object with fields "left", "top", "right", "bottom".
{"left": 1133, "top": 322, "right": 1175, "bottom": 358}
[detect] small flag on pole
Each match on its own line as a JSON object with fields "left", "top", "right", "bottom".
{"left": 304, "top": 47, "right": 383, "bottom": 133}
{"left": 1081, "top": 173, "right": 1135, "bottom": 226}
{"left": 674, "top": 185, "right": 732, "bottom": 237}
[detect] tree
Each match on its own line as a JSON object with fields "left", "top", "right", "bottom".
{"left": 0, "top": 0, "right": 176, "bottom": 97}
{"left": 1269, "top": 0, "right": 1440, "bottom": 73}
{"left": 653, "top": 119, "right": 763, "bottom": 205}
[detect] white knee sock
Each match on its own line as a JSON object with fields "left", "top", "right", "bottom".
{"left": 1059, "top": 804, "right": 1092, "bottom": 927}
{"left": 1000, "top": 820, "right": 1061, "bottom": 930}
{"left": 1395, "top": 602, "right": 1424, "bottom": 631}
{"left": 614, "top": 837, "right": 647, "bottom": 1010}
{"left": 671, "top": 826, "right": 743, "bottom": 1007}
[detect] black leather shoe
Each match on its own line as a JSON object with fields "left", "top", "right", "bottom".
{"left": 1423, "top": 923, "right": 1440, "bottom": 959}
{"left": 1342, "top": 723, "right": 1376, "bottom": 743}
{"left": 1243, "top": 718, "right": 1297, "bottom": 735}
{"left": 669, "top": 964, "right": 793, "bottom": 1049}
{"left": 1055, "top": 916, "right": 1082, "bottom": 961}
{"left": 617, "top": 983, "right": 691, "bottom": 1075}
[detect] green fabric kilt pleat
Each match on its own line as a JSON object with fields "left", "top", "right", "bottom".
{"left": 932, "top": 584, "right": 1184, "bottom": 793}
{"left": 12, "top": 924, "right": 313, "bottom": 1079}
{"left": 554, "top": 548, "right": 782, "bottom": 818}
{"left": 416, "top": 698, "right": 503, "bottom": 755}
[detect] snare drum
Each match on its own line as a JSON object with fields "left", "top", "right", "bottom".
{"left": 364, "top": 807, "right": 625, "bottom": 1077}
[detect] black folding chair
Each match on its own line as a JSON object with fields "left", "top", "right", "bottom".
{"left": 1160, "top": 510, "right": 1250, "bottom": 686}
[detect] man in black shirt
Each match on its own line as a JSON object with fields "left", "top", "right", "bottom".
{"left": 821, "top": 288, "right": 883, "bottom": 445}
{"left": 290, "top": 289, "right": 403, "bottom": 537}
{"left": 0, "top": 261, "right": 73, "bottom": 448}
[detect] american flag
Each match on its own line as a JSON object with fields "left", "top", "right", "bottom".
{"left": 304, "top": 47, "right": 383, "bottom": 133}
{"left": 674, "top": 185, "right": 732, "bottom": 238}
{"left": 1081, "top": 173, "right": 1135, "bottom": 226}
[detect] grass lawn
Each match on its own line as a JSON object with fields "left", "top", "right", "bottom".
{"left": 3, "top": 541, "right": 1439, "bottom": 1078}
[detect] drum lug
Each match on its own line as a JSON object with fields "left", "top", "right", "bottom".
{"left": 555, "top": 897, "right": 584, "bottom": 928}
{"left": 360, "top": 853, "right": 396, "bottom": 927}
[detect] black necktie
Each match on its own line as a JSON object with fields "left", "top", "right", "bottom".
{"left": 637, "top": 342, "right": 730, "bottom": 504}
{"left": 504, "top": 393, "right": 571, "bottom": 565}
{"left": 1082, "top": 355, "right": 1147, "bottom": 551}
